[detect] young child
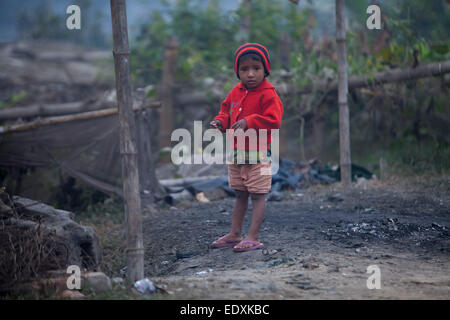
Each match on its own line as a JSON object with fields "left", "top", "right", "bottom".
{"left": 209, "top": 43, "right": 283, "bottom": 252}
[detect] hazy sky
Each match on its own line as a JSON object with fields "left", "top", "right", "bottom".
{"left": 0, "top": 0, "right": 335, "bottom": 43}
{"left": 0, "top": 0, "right": 239, "bottom": 42}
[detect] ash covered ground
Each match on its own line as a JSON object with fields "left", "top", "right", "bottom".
{"left": 110, "top": 175, "right": 450, "bottom": 299}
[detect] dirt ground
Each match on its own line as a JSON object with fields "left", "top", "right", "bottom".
{"left": 129, "top": 175, "right": 449, "bottom": 299}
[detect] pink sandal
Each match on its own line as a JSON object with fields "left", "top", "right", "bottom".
{"left": 210, "top": 235, "right": 242, "bottom": 248}
{"left": 233, "top": 240, "right": 264, "bottom": 252}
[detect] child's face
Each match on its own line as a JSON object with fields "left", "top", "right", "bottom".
{"left": 238, "top": 59, "right": 265, "bottom": 89}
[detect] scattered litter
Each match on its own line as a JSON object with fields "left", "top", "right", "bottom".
{"left": 159, "top": 158, "right": 374, "bottom": 205}
{"left": 134, "top": 278, "right": 156, "bottom": 294}
{"left": 267, "top": 191, "right": 283, "bottom": 202}
{"left": 255, "top": 257, "right": 295, "bottom": 269}
{"left": 112, "top": 277, "right": 124, "bottom": 284}
{"left": 327, "top": 195, "right": 343, "bottom": 202}
{"left": 432, "top": 223, "right": 446, "bottom": 230}
{"left": 164, "top": 189, "right": 194, "bottom": 205}
{"left": 196, "top": 192, "right": 210, "bottom": 203}
{"left": 176, "top": 250, "right": 200, "bottom": 259}
{"left": 302, "top": 262, "right": 320, "bottom": 269}
{"left": 262, "top": 249, "right": 278, "bottom": 256}
{"left": 297, "top": 282, "right": 317, "bottom": 290}
{"left": 195, "top": 268, "right": 213, "bottom": 275}
{"left": 285, "top": 280, "right": 317, "bottom": 290}
{"left": 327, "top": 265, "right": 340, "bottom": 273}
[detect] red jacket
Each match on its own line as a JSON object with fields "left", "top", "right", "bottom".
{"left": 213, "top": 78, "right": 283, "bottom": 151}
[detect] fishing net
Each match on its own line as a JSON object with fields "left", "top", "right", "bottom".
{"left": 0, "top": 107, "right": 164, "bottom": 204}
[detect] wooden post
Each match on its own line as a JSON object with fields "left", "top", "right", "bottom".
{"left": 159, "top": 37, "right": 178, "bottom": 151}
{"left": 110, "top": 0, "right": 144, "bottom": 283}
{"left": 240, "top": 0, "right": 252, "bottom": 42}
{"left": 336, "top": 0, "right": 352, "bottom": 187}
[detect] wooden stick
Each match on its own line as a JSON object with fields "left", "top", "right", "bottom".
{"left": 0, "top": 102, "right": 160, "bottom": 134}
{"left": 0, "top": 101, "right": 85, "bottom": 121}
{"left": 159, "top": 175, "right": 225, "bottom": 187}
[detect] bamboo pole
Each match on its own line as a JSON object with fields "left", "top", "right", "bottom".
{"left": 173, "top": 60, "right": 450, "bottom": 106}
{"left": 159, "top": 175, "right": 224, "bottom": 187}
{"left": 0, "top": 99, "right": 161, "bottom": 121}
{"left": 0, "top": 101, "right": 85, "bottom": 121}
{"left": 292, "top": 60, "right": 450, "bottom": 95}
{"left": 0, "top": 102, "right": 160, "bottom": 134}
{"left": 336, "top": 0, "right": 352, "bottom": 186}
{"left": 110, "top": 0, "right": 144, "bottom": 283}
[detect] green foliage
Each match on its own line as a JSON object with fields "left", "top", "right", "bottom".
{"left": 385, "top": 0, "right": 450, "bottom": 42}
{"left": 132, "top": 9, "right": 169, "bottom": 84}
{"left": 0, "top": 90, "right": 28, "bottom": 110}
{"left": 131, "top": 0, "right": 311, "bottom": 86}
{"left": 387, "top": 139, "right": 450, "bottom": 175}
{"left": 131, "top": 0, "right": 449, "bottom": 85}
{"left": 130, "top": 0, "right": 448, "bottom": 174}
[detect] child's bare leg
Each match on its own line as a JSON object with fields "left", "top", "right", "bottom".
{"left": 246, "top": 193, "right": 266, "bottom": 242}
{"left": 228, "top": 190, "right": 249, "bottom": 239}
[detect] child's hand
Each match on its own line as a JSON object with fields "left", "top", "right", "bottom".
{"left": 231, "top": 119, "right": 247, "bottom": 130}
{"left": 210, "top": 119, "right": 223, "bottom": 129}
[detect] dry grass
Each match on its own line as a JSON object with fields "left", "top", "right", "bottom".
{"left": 0, "top": 191, "right": 68, "bottom": 293}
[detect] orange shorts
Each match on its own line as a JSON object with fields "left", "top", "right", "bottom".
{"left": 228, "top": 161, "right": 272, "bottom": 194}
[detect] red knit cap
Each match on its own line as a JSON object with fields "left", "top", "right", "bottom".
{"left": 234, "top": 43, "right": 271, "bottom": 79}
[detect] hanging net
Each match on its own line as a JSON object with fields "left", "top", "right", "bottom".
{"left": 0, "top": 106, "right": 163, "bottom": 204}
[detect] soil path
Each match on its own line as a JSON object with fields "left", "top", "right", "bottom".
{"left": 141, "top": 176, "right": 450, "bottom": 299}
